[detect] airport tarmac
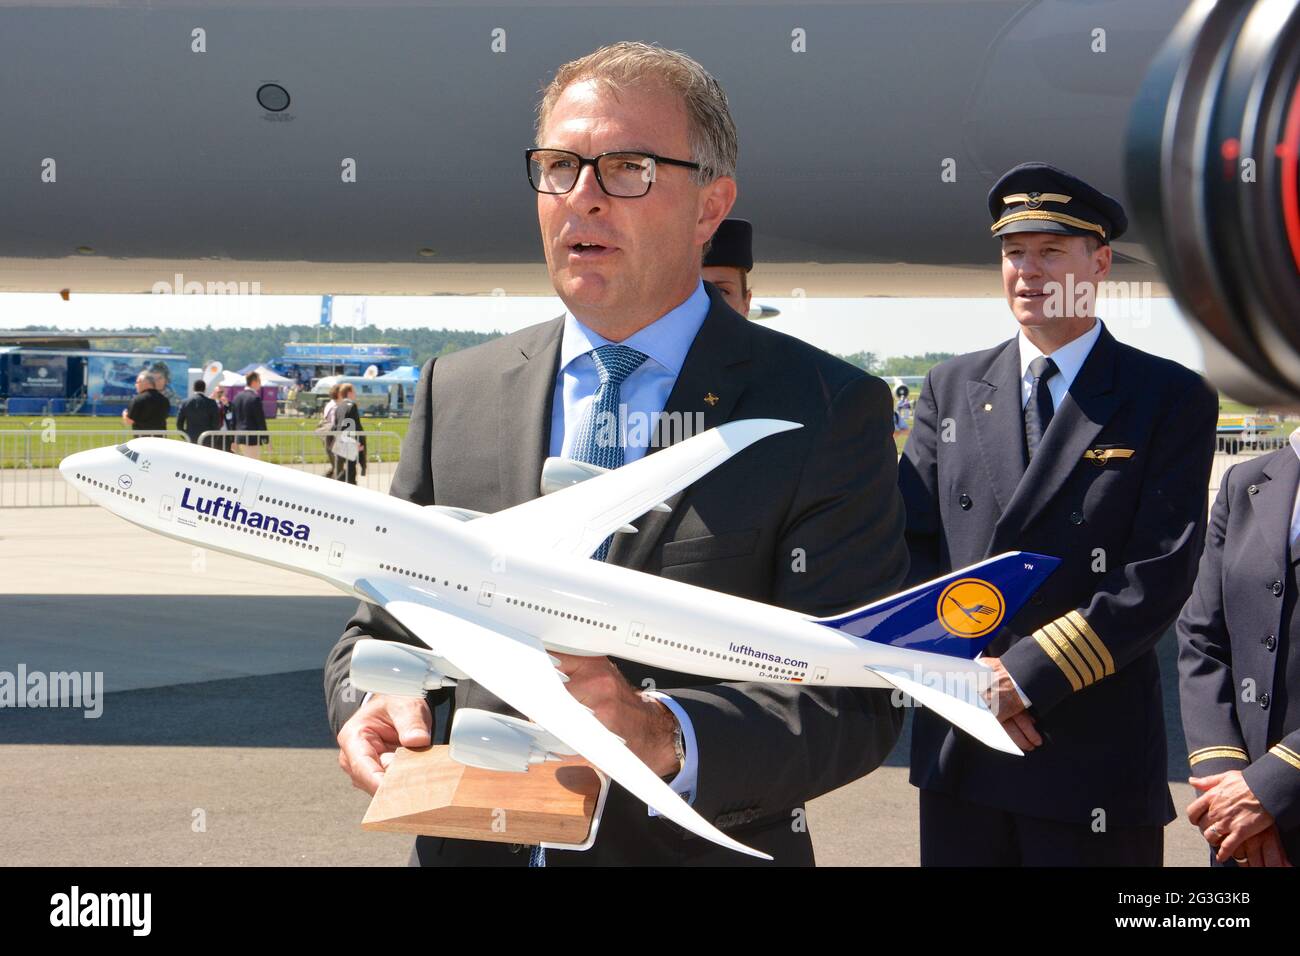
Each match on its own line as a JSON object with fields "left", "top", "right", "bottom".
{"left": 1, "top": 506, "right": 1211, "bottom": 866}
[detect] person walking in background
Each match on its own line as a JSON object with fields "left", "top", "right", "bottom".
{"left": 318, "top": 382, "right": 342, "bottom": 476}
{"left": 121, "top": 371, "right": 170, "bottom": 432}
{"left": 231, "top": 372, "right": 269, "bottom": 460}
{"left": 211, "top": 386, "right": 235, "bottom": 452}
{"left": 176, "top": 379, "right": 222, "bottom": 447}
{"left": 329, "top": 382, "right": 365, "bottom": 484}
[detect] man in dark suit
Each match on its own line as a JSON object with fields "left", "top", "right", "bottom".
{"left": 1177, "top": 435, "right": 1300, "bottom": 867}
{"left": 324, "top": 41, "right": 909, "bottom": 866}
{"left": 898, "top": 163, "right": 1218, "bottom": 865}
{"left": 230, "top": 372, "right": 268, "bottom": 459}
{"left": 175, "top": 379, "right": 222, "bottom": 447}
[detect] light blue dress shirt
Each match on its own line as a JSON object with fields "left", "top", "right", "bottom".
{"left": 550, "top": 280, "right": 710, "bottom": 462}
{"left": 549, "top": 279, "right": 710, "bottom": 812}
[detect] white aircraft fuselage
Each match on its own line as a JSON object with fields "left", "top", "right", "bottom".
{"left": 62, "top": 437, "right": 956, "bottom": 691}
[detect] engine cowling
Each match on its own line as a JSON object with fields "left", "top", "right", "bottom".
{"left": 349, "top": 639, "right": 459, "bottom": 698}
{"left": 449, "top": 708, "right": 577, "bottom": 773}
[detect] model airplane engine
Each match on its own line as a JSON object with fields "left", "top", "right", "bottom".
{"left": 349, "top": 639, "right": 460, "bottom": 697}
{"left": 448, "top": 709, "right": 578, "bottom": 773}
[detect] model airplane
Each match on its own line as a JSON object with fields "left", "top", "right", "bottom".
{"left": 60, "top": 421, "right": 1059, "bottom": 859}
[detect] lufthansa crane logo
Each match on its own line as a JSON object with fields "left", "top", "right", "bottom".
{"left": 937, "top": 578, "right": 1005, "bottom": 638}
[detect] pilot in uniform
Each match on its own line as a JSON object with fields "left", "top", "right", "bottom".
{"left": 700, "top": 218, "right": 753, "bottom": 318}
{"left": 898, "top": 163, "right": 1219, "bottom": 865}
{"left": 1177, "top": 431, "right": 1300, "bottom": 866}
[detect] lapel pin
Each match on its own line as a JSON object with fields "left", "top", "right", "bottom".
{"left": 704, "top": 392, "right": 719, "bottom": 406}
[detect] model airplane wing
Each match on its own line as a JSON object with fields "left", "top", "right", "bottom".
{"left": 467, "top": 419, "right": 802, "bottom": 558}
{"left": 354, "top": 575, "right": 773, "bottom": 860}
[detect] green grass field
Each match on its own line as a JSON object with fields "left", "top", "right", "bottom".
{"left": 0, "top": 415, "right": 410, "bottom": 468}
{"left": 6, "top": 394, "right": 1294, "bottom": 467}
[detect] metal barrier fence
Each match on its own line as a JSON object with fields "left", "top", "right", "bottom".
{"left": 0, "top": 429, "right": 188, "bottom": 507}
{"left": 1209, "top": 433, "right": 1292, "bottom": 491}
{"left": 0, "top": 427, "right": 401, "bottom": 507}
{"left": 1, "top": 420, "right": 1288, "bottom": 508}
{"left": 193, "top": 429, "right": 401, "bottom": 496}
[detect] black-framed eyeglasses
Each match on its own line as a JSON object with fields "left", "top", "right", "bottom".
{"left": 525, "top": 148, "right": 701, "bottom": 198}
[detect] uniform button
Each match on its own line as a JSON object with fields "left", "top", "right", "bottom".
{"left": 1260, "top": 693, "right": 1271, "bottom": 710}
{"left": 1069, "top": 511, "right": 1084, "bottom": 525}
{"left": 959, "top": 494, "right": 972, "bottom": 510}
{"left": 1248, "top": 484, "right": 1259, "bottom": 495}
{"left": 1272, "top": 580, "right": 1284, "bottom": 596}
{"left": 1265, "top": 635, "right": 1277, "bottom": 652}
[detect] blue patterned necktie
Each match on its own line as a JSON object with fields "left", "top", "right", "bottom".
{"left": 528, "top": 342, "right": 647, "bottom": 869}
{"left": 569, "top": 343, "right": 649, "bottom": 561}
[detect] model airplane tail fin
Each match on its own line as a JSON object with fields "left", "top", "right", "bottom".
{"left": 812, "top": 552, "right": 1060, "bottom": 660}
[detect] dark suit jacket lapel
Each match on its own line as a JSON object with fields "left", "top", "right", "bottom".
{"left": 1253, "top": 450, "right": 1300, "bottom": 577}
{"left": 606, "top": 289, "right": 753, "bottom": 571}
{"left": 967, "top": 338, "right": 1026, "bottom": 516}
{"left": 991, "top": 324, "right": 1122, "bottom": 552}
{"left": 497, "top": 317, "right": 564, "bottom": 509}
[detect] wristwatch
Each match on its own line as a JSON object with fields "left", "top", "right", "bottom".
{"left": 670, "top": 721, "right": 686, "bottom": 776}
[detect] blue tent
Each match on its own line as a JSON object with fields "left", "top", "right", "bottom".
{"left": 376, "top": 365, "right": 419, "bottom": 383}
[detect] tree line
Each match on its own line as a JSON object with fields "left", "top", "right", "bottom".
{"left": 13, "top": 324, "right": 955, "bottom": 380}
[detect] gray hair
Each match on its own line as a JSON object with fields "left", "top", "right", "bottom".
{"left": 136, "top": 371, "right": 155, "bottom": 387}
{"left": 535, "top": 41, "right": 738, "bottom": 185}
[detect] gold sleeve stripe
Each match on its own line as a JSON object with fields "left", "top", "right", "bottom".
{"left": 1189, "top": 748, "right": 1251, "bottom": 766}
{"left": 1053, "top": 616, "right": 1104, "bottom": 683}
{"left": 990, "top": 210, "right": 1107, "bottom": 237}
{"left": 1033, "top": 630, "right": 1084, "bottom": 691}
{"left": 1189, "top": 745, "right": 1249, "bottom": 759}
{"left": 1270, "top": 745, "right": 1300, "bottom": 771}
{"left": 1042, "top": 620, "right": 1098, "bottom": 685}
{"left": 1067, "top": 611, "right": 1115, "bottom": 676}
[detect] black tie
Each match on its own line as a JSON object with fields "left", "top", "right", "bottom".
{"left": 1024, "top": 356, "right": 1059, "bottom": 464}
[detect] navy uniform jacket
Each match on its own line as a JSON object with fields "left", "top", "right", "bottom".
{"left": 898, "top": 324, "right": 1217, "bottom": 826}
{"left": 1176, "top": 448, "right": 1300, "bottom": 849}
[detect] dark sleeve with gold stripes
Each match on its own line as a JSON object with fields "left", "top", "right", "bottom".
{"left": 1000, "top": 375, "right": 1218, "bottom": 713}
{"left": 1176, "top": 469, "right": 1255, "bottom": 777}
{"left": 1243, "top": 735, "right": 1300, "bottom": 831}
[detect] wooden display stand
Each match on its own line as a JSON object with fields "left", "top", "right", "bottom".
{"left": 362, "top": 745, "right": 604, "bottom": 847}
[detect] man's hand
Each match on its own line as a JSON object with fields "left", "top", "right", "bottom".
{"left": 1232, "top": 826, "right": 1292, "bottom": 867}
{"left": 336, "top": 693, "right": 432, "bottom": 796}
{"left": 981, "top": 656, "right": 1042, "bottom": 752}
{"left": 552, "top": 653, "right": 680, "bottom": 776}
{"left": 1188, "top": 770, "right": 1277, "bottom": 864}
